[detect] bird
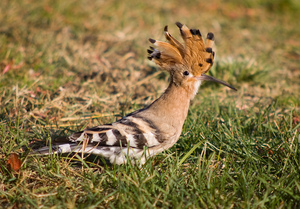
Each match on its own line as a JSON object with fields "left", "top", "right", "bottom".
{"left": 32, "top": 22, "right": 237, "bottom": 165}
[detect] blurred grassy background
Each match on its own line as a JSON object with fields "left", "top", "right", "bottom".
{"left": 0, "top": 0, "right": 299, "bottom": 208}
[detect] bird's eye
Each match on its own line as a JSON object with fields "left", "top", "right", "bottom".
{"left": 183, "top": 71, "right": 189, "bottom": 76}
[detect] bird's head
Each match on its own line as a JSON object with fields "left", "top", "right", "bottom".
{"left": 148, "top": 22, "right": 236, "bottom": 98}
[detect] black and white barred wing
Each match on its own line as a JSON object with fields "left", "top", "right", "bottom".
{"left": 69, "top": 115, "right": 165, "bottom": 149}
{"left": 32, "top": 115, "right": 171, "bottom": 164}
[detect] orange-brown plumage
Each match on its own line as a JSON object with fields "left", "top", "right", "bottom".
{"left": 148, "top": 22, "right": 236, "bottom": 92}
{"left": 148, "top": 22, "right": 215, "bottom": 77}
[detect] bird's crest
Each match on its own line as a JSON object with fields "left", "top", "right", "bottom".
{"left": 148, "top": 22, "right": 215, "bottom": 76}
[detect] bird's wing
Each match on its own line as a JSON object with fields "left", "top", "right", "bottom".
{"left": 31, "top": 115, "right": 172, "bottom": 164}
{"left": 67, "top": 115, "right": 168, "bottom": 149}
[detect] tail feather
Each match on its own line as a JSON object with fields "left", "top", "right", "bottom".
{"left": 31, "top": 143, "right": 77, "bottom": 155}
{"left": 31, "top": 143, "right": 146, "bottom": 165}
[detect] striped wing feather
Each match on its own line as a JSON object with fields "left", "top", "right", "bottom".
{"left": 33, "top": 114, "right": 165, "bottom": 164}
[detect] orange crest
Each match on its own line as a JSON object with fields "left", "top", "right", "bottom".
{"left": 148, "top": 22, "right": 215, "bottom": 76}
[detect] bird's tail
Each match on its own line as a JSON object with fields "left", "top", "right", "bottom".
{"left": 30, "top": 143, "right": 83, "bottom": 155}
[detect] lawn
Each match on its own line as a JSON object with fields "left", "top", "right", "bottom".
{"left": 0, "top": 0, "right": 299, "bottom": 208}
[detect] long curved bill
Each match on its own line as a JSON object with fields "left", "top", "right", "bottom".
{"left": 198, "top": 74, "right": 237, "bottom": 91}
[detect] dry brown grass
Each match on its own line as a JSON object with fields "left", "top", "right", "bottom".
{"left": 1, "top": 0, "right": 299, "bottom": 128}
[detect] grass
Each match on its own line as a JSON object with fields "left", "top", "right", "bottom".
{"left": 0, "top": 0, "right": 300, "bottom": 208}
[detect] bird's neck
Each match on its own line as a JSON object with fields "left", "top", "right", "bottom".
{"left": 147, "top": 81, "right": 194, "bottom": 128}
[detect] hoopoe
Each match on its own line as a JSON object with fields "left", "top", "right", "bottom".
{"left": 32, "top": 22, "right": 236, "bottom": 165}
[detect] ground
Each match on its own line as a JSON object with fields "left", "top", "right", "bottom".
{"left": 0, "top": 0, "right": 299, "bottom": 208}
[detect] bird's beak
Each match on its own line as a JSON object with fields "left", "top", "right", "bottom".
{"left": 197, "top": 74, "right": 237, "bottom": 91}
